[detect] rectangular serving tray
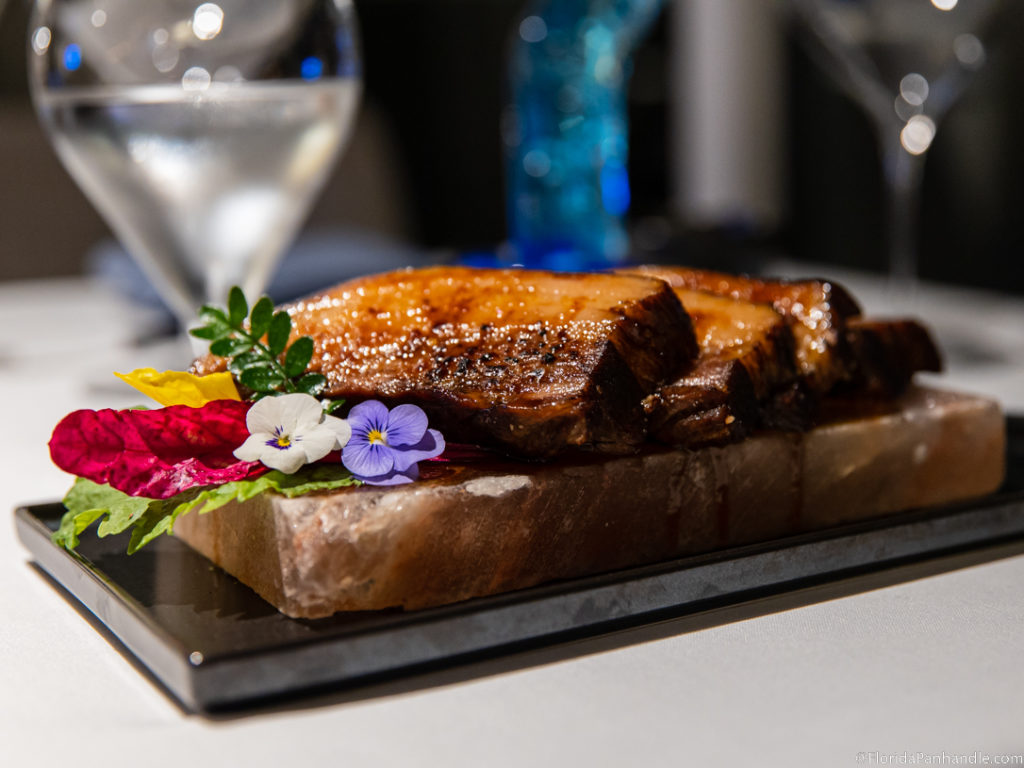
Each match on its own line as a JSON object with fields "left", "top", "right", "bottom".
{"left": 16, "top": 417, "right": 1024, "bottom": 713}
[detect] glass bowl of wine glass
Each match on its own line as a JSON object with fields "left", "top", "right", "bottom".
{"left": 27, "top": 0, "right": 361, "bottom": 331}
{"left": 789, "top": 0, "right": 1001, "bottom": 283}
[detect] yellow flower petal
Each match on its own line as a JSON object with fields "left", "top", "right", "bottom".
{"left": 114, "top": 368, "right": 241, "bottom": 408}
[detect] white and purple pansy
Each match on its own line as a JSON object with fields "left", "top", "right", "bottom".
{"left": 342, "top": 400, "right": 445, "bottom": 485}
{"left": 233, "top": 393, "right": 351, "bottom": 474}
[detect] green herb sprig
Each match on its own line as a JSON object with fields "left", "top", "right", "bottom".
{"left": 190, "top": 287, "right": 327, "bottom": 398}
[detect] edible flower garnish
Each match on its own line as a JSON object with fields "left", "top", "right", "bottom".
{"left": 49, "top": 286, "right": 448, "bottom": 553}
{"left": 234, "top": 393, "right": 351, "bottom": 474}
{"left": 342, "top": 401, "right": 445, "bottom": 485}
{"left": 114, "top": 368, "right": 240, "bottom": 407}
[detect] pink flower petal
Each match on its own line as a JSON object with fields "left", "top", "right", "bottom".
{"left": 49, "top": 400, "right": 267, "bottom": 498}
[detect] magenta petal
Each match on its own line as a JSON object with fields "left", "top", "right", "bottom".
{"left": 385, "top": 403, "right": 428, "bottom": 447}
{"left": 49, "top": 400, "right": 266, "bottom": 498}
{"left": 128, "top": 457, "right": 266, "bottom": 499}
{"left": 391, "top": 429, "right": 445, "bottom": 472}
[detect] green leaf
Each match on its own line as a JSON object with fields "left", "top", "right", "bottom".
{"left": 96, "top": 495, "right": 154, "bottom": 537}
{"left": 323, "top": 398, "right": 347, "bottom": 415}
{"left": 263, "top": 466, "right": 363, "bottom": 497}
{"left": 53, "top": 468, "right": 363, "bottom": 554}
{"left": 161, "top": 467, "right": 360, "bottom": 537}
{"left": 249, "top": 297, "right": 274, "bottom": 339}
{"left": 227, "top": 287, "right": 248, "bottom": 327}
{"left": 63, "top": 477, "right": 125, "bottom": 511}
{"left": 126, "top": 505, "right": 175, "bottom": 554}
{"left": 53, "top": 479, "right": 150, "bottom": 549}
{"left": 209, "top": 337, "right": 253, "bottom": 358}
{"left": 227, "top": 350, "right": 268, "bottom": 376}
{"left": 190, "top": 324, "right": 231, "bottom": 342}
{"left": 53, "top": 506, "right": 105, "bottom": 550}
{"left": 267, "top": 311, "right": 292, "bottom": 357}
{"left": 198, "top": 305, "right": 229, "bottom": 325}
{"left": 283, "top": 337, "right": 314, "bottom": 378}
{"left": 296, "top": 372, "right": 327, "bottom": 396}
{"left": 240, "top": 366, "right": 286, "bottom": 392}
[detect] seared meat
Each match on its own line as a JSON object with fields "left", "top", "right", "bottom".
{"left": 625, "top": 266, "right": 861, "bottom": 392}
{"left": 841, "top": 318, "right": 942, "bottom": 397}
{"left": 641, "top": 289, "right": 800, "bottom": 447}
{"left": 194, "top": 265, "right": 942, "bottom": 457}
{"left": 681, "top": 289, "right": 797, "bottom": 403}
{"left": 624, "top": 269, "right": 938, "bottom": 443}
{"left": 194, "top": 267, "right": 697, "bottom": 458}
{"left": 643, "top": 358, "right": 759, "bottom": 447}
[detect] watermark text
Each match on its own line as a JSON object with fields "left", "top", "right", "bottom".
{"left": 855, "top": 753, "right": 1024, "bottom": 766}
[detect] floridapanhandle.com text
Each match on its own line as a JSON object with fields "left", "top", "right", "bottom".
{"left": 856, "top": 753, "right": 1024, "bottom": 766}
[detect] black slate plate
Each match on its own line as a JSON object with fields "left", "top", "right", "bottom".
{"left": 16, "top": 418, "right": 1024, "bottom": 713}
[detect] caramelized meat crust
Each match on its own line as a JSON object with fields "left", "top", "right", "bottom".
{"left": 681, "top": 289, "right": 797, "bottom": 403}
{"left": 193, "top": 265, "right": 944, "bottom": 457}
{"left": 841, "top": 317, "right": 942, "bottom": 397}
{"left": 194, "top": 266, "right": 698, "bottom": 458}
{"left": 623, "top": 268, "right": 940, "bottom": 444}
{"left": 641, "top": 289, "right": 800, "bottom": 447}
{"left": 642, "top": 358, "right": 760, "bottom": 447}
{"left": 624, "top": 265, "right": 861, "bottom": 392}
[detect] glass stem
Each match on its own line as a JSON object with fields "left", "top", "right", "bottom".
{"left": 879, "top": 127, "right": 926, "bottom": 285}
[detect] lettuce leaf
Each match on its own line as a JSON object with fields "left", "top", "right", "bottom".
{"left": 53, "top": 465, "right": 362, "bottom": 554}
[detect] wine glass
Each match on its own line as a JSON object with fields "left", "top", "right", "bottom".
{"left": 27, "top": 0, "right": 361, "bottom": 333}
{"left": 789, "top": 0, "right": 1000, "bottom": 283}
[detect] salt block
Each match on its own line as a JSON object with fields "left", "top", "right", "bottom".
{"left": 174, "top": 387, "right": 1005, "bottom": 617}
{"left": 801, "top": 387, "right": 1005, "bottom": 528}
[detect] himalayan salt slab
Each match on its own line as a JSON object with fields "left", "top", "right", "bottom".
{"left": 174, "top": 387, "right": 1005, "bottom": 618}
{"left": 801, "top": 387, "right": 1005, "bottom": 527}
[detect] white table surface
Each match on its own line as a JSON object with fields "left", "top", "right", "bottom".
{"left": 3, "top": 274, "right": 1024, "bottom": 767}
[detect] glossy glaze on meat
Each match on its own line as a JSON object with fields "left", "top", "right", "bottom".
{"left": 193, "top": 265, "right": 944, "bottom": 457}
{"left": 640, "top": 288, "right": 799, "bottom": 446}
{"left": 625, "top": 265, "right": 861, "bottom": 392}
{"left": 623, "top": 268, "right": 940, "bottom": 445}
{"left": 195, "top": 266, "right": 698, "bottom": 458}
{"left": 842, "top": 317, "right": 942, "bottom": 397}
{"left": 681, "top": 289, "right": 797, "bottom": 403}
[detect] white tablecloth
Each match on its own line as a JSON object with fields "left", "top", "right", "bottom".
{"left": 3, "top": 276, "right": 1023, "bottom": 767}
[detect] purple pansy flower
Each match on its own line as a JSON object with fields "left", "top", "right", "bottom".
{"left": 342, "top": 400, "right": 445, "bottom": 485}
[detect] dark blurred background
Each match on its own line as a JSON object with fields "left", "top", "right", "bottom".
{"left": 1, "top": 0, "right": 1022, "bottom": 292}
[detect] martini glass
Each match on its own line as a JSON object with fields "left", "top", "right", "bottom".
{"left": 790, "top": 0, "right": 999, "bottom": 282}
{"left": 27, "top": 0, "right": 361, "bottom": 333}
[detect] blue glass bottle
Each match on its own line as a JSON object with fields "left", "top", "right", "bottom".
{"left": 504, "top": 0, "right": 663, "bottom": 270}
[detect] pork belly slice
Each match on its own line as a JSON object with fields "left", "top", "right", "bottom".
{"left": 625, "top": 268, "right": 939, "bottom": 441}
{"left": 839, "top": 317, "right": 943, "bottom": 397}
{"left": 682, "top": 289, "right": 798, "bottom": 404}
{"left": 194, "top": 267, "right": 698, "bottom": 458}
{"left": 625, "top": 265, "right": 861, "bottom": 392}
{"left": 641, "top": 289, "right": 800, "bottom": 447}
